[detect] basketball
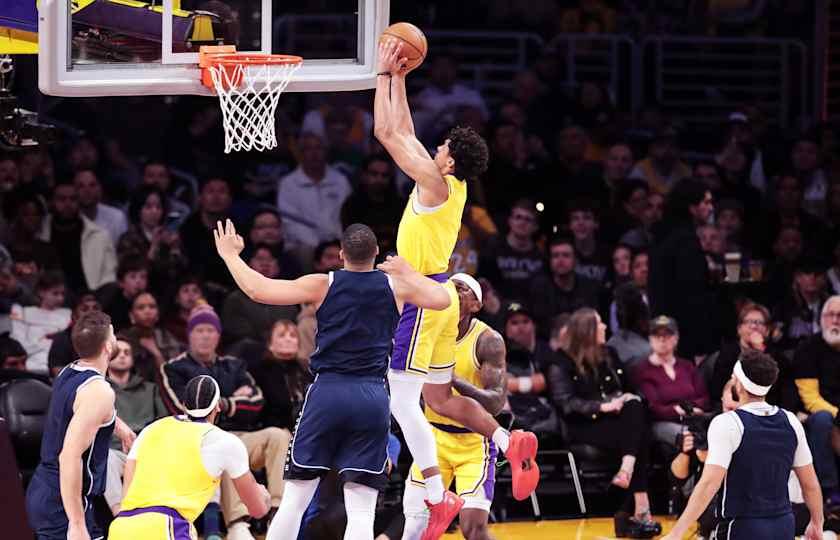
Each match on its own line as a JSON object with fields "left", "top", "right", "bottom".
{"left": 379, "top": 22, "right": 427, "bottom": 72}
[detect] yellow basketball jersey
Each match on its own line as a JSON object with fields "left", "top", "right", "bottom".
{"left": 397, "top": 175, "right": 467, "bottom": 275}
{"left": 121, "top": 417, "right": 219, "bottom": 522}
{"left": 425, "top": 318, "right": 491, "bottom": 429}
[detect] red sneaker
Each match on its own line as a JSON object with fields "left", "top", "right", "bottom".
{"left": 505, "top": 430, "right": 539, "bottom": 501}
{"left": 421, "top": 491, "right": 464, "bottom": 540}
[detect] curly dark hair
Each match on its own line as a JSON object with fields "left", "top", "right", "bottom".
{"left": 447, "top": 126, "right": 489, "bottom": 181}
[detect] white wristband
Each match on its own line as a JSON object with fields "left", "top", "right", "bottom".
{"left": 518, "top": 376, "right": 533, "bottom": 393}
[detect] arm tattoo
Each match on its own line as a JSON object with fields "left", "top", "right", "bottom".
{"left": 452, "top": 329, "right": 507, "bottom": 415}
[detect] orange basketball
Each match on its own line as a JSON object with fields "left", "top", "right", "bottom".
{"left": 379, "top": 22, "right": 428, "bottom": 72}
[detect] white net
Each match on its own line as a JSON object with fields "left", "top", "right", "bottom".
{"left": 207, "top": 59, "right": 301, "bottom": 153}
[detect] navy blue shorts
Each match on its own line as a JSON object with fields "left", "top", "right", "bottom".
{"left": 26, "top": 471, "right": 103, "bottom": 540}
{"left": 285, "top": 372, "right": 390, "bottom": 490}
{"left": 713, "top": 512, "right": 795, "bottom": 540}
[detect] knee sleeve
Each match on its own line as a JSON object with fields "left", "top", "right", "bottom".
{"left": 343, "top": 482, "right": 377, "bottom": 540}
{"left": 388, "top": 376, "right": 439, "bottom": 472}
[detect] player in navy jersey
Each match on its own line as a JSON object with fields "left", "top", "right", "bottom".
{"left": 663, "top": 351, "right": 823, "bottom": 540}
{"left": 215, "top": 220, "right": 452, "bottom": 540}
{"left": 26, "top": 311, "right": 136, "bottom": 540}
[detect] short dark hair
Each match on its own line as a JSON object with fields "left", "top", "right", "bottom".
{"left": 36, "top": 270, "right": 66, "bottom": 292}
{"left": 447, "top": 126, "right": 489, "bottom": 181}
{"left": 0, "top": 334, "right": 26, "bottom": 362}
{"left": 341, "top": 224, "right": 378, "bottom": 264}
{"left": 117, "top": 256, "right": 149, "bottom": 281}
{"left": 566, "top": 198, "right": 598, "bottom": 221}
{"left": 313, "top": 239, "right": 341, "bottom": 264}
{"left": 548, "top": 235, "right": 576, "bottom": 254}
{"left": 616, "top": 179, "right": 649, "bottom": 205}
{"left": 72, "top": 311, "right": 112, "bottom": 358}
{"left": 198, "top": 175, "right": 231, "bottom": 193}
{"left": 50, "top": 178, "right": 76, "bottom": 199}
{"left": 510, "top": 198, "right": 537, "bottom": 216}
{"left": 739, "top": 350, "right": 779, "bottom": 389}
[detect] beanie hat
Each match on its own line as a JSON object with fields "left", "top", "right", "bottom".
{"left": 187, "top": 301, "right": 222, "bottom": 335}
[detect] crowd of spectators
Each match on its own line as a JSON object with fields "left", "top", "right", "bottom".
{"left": 1, "top": 4, "right": 839, "bottom": 534}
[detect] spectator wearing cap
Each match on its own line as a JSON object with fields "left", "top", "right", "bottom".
{"left": 478, "top": 199, "right": 544, "bottom": 303}
{"left": 528, "top": 236, "right": 599, "bottom": 340}
{"left": 10, "top": 270, "right": 71, "bottom": 375}
{"left": 794, "top": 296, "right": 840, "bottom": 502}
{"left": 276, "top": 132, "right": 351, "bottom": 255}
{"left": 47, "top": 293, "right": 102, "bottom": 378}
{"left": 629, "top": 126, "right": 691, "bottom": 194}
{"left": 179, "top": 176, "right": 236, "bottom": 290}
{"left": 633, "top": 316, "right": 710, "bottom": 452}
{"left": 503, "top": 302, "right": 555, "bottom": 433}
{"left": 221, "top": 244, "right": 299, "bottom": 347}
{"left": 772, "top": 256, "right": 828, "bottom": 351}
{"left": 159, "top": 303, "right": 290, "bottom": 538}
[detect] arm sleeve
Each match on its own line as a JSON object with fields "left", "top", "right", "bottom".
{"left": 795, "top": 379, "right": 839, "bottom": 416}
{"left": 547, "top": 364, "right": 602, "bottom": 418}
{"left": 785, "top": 410, "right": 813, "bottom": 468}
{"left": 704, "top": 413, "right": 742, "bottom": 469}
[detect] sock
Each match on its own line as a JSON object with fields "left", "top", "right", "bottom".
{"left": 425, "top": 473, "right": 444, "bottom": 504}
{"left": 203, "top": 502, "right": 221, "bottom": 535}
{"left": 492, "top": 427, "right": 510, "bottom": 454}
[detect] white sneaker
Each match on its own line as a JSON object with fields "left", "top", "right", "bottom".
{"left": 226, "top": 521, "right": 256, "bottom": 540}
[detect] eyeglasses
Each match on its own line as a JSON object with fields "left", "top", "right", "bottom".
{"left": 741, "top": 318, "right": 766, "bottom": 327}
{"left": 823, "top": 311, "right": 840, "bottom": 321}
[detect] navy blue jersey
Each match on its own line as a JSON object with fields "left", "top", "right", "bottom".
{"left": 32, "top": 363, "right": 115, "bottom": 502}
{"left": 718, "top": 408, "right": 796, "bottom": 520}
{"left": 310, "top": 270, "right": 400, "bottom": 377}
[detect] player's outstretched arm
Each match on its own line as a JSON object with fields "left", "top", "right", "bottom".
{"left": 377, "top": 255, "right": 451, "bottom": 311}
{"left": 214, "top": 219, "right": 328, "bottom": 306}
{"left": 59, "top": 380, "right": 114, "bottom": 537}
{"left": 373, "top": 41, "right": 447, "bottom": 199}
{"left": 452, "top": 330, "right": 507, "bottom": 415}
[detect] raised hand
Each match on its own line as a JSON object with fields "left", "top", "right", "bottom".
{"left": 214, "top": 219, "right": 245, "bottom": 260}
{"left": 377, "top": 38, "right": 408, "bottom": 76}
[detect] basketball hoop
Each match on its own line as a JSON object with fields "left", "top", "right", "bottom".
{"left": 200, "top": 48, "right": 302, "bottom": 153}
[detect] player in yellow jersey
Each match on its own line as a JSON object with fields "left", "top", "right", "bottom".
{"left": 108, "top": 375, "right": 270, "bottom": 540}
{"left": 374, "top": 39, "right": 538, "bottom": 540}
{"left": 401, "top": 273, "right": 507, "bottom": 540}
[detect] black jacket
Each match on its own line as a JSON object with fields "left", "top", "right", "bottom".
{"left": 547, "top": 347, "right": 632, "bottom": 422}
{"left": 250, "top": 358, "right": 312, "bottom": 431}
{"left": 159, "top": 351, "right": 264, "bottom": 432}
{"left": 649, "top": 223, "right": 720, "bottom": 357}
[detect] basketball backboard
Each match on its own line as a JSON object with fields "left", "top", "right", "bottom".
{"left": 38, "top": 0, "right": 389, "bottom": 97}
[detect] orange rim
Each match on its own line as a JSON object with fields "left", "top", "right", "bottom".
{"left": 207, "top": 54, "right": 303, "bottom": 68}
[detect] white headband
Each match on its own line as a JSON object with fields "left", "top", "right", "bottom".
{"left": 186, "top": 376, "right": 221, "bottom": 417}
{"left": 733, "top": 360, "right": 771, "bottom": 396}
{"left": 451, "top": 273, "right": 483, "bottom": 304}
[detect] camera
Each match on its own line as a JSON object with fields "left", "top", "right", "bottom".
{"left": 674, "top": 401, "right": 714, "bottom": 451}
{"left": 0, "top": 57, "right": 59, "bottom": 150}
